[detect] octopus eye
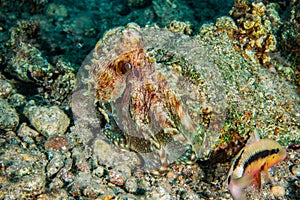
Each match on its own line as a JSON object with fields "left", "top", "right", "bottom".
{"left": 116, "top": 61, "right": 132, "bottom": 75}
{"left": 125, "top": 63, "right": 132, "bottom": 70}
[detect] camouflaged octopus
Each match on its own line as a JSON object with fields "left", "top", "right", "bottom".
{"left": 77, "top": 23, "right": 226, "bottom": 172}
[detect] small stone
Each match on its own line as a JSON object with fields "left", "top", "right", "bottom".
{"left": 117, "top": 194, "right": 139, "bottom": 200}
{"left": 0, "top": 97, "right": 19, "bottom": 131}
{"left": 83, "top": 185, "right": 110, "bottom": 199}
{"left": 138, "top": 179, "right": 151, "bottom": 192}
{"left": 46, "top": 3, "right": 68, "bottom": 18}
{"left": 93, "top": 138, "right": 141, "bottom": 168}
{"left": 17, "top": 122, "right": 40, "bottom": 138}
{"left": 125, "top": 176, "right": 138, "bottom": 193}
{"left": 60, "top": 171, "right": 74, "bottom": 183}
{"left": 45, "top": 135, "right": 70, "bottom": 151}
{"left": 182, "top": 190, "right": 200, "bottom": 200}
{"left": 46, "top": 154, "right": 65, "bottom": 178}
{"left": 8, "top": 93, "right": 26, "bottom": 108}
{"left": 92, "top": 166, "right": 105, "bottom": 178}
{"left": 24, "top": 104, "right": 70, "bottom": 138}
{"left": 271, "top": 185, "right": 285, "bottom": 197}
{"left": 0, "top": 79, "right": 13, "bottom": 98}
{"left": 101, "top": 195, "right": 114, "bottom": 200}
{"left": 49, "top": 177, "right": 64, "bottom": 190}
{"left": 0, "top": 145, "right": 47, "bottom": 198}
{"left": 291, "top": 165, "right": 300, "bottom": 178}
{"left": 37, "top": 189, "right": 68, "bottom": 200}
{"left": 114, "top": 164, "right": 132, "bottom": 178}
{"left": 166, "top": 171, "right": 176, "bottom": 179}
{"left": 17, "top": 123, "right": 40, "bottom": 144}
{"left": 56, "top": 156, "right": 73, "bottom": 182}
{"left": 109, "top": 168, "right": 127, "bottom": 186}
{"left": 147, "top": 182, "right": 172, "bottom": 199}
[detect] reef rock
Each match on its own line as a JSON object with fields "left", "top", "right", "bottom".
{"left": 24, "top": 103, "right": 70, "bottom": 138}
{"left": 0, "top": 97, "right": 19, "bottom": 131}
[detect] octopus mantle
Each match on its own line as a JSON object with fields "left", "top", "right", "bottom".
{"left": 72, "top": 23, "right": 226, "bottom": 172}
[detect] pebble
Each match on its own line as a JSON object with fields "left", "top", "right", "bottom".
{"left": 181, "top": 190, "right": 200, "bottom": 200}
{"left": 271, "top": 185, "right": 285, "bottom": 197}
{"left": 0, "top": 97, "right": 19, "bottom": 130}
{"left": 108, "top": 164, "right": 132, "bottom": 187}
{"left": 45, "top": 135, "right": 70, "bottom": 151}
{"left": 37, "top": 189, "right": 69, "bottom": 200}
{"left": 56, "top": 157, "right": 73, "bottom": 181}
{"left": 8, "top": 93, "right": 26, "bottom": 107}
{"left": 125, "top": 176, "right": 138, "bottom": 193}
{"left": 291, "top": 165, "right": 300, "bottom": 178}
{"left": 109, "top": 169, "right": 127, "bottom": 186}
{"left": 93, "top": 138, "right": 141, "bottom": 169}
{"left": 17, "top": 123, "right": 39, "bottom": 144}
{"left": 24, "top": 104, "right": 70, "bottom": 138}
{"left": 92, "top": 166, "right": 105, "bottom": 178}
{"left": 46, "top": 3, "right": 68, "bottom": 18}
{"left": 147, "top": 182, "right": 172, "bottom": 200}
{"left": 0, "top": 79, "right": 13, "bottom": 98}
{"left": 83, "top": 185, "right": 111, "bottom": 199}
{"left": 60, "top": 171, "right": 74, "bottom": 183}
{"left": 17, "top": 122, "right": 39, "bottom": 137}
{"left": 49, "top": 177, "right": 64, "bottom": 190}
{"left": 0, "top": 145, "right": 47, "bottom": 198}
{"left": 46, "top": 153, "right": 65, "bottom": 178}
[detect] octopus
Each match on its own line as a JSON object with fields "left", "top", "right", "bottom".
{"left": 74, "top": 23, "right": 226, "bottom": 173}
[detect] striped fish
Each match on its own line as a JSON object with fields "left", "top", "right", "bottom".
{"left": 227, "top": 132, "right": 286, "bottom": 200}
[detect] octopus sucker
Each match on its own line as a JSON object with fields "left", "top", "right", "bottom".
{"left": 74, "top": 23, "right": 226, "bottom": 172}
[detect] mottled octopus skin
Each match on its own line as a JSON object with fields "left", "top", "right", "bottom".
{"left": 82, "top": 23, "right": 225, "bottom": 172}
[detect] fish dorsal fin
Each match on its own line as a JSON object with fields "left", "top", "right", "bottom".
{"left": 246, "top": 129, "right": 261, "bottom": 145}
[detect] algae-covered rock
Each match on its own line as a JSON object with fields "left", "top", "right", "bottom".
{"left": 0, "top": 79, "right": 14, "bottom": 98}
{"left": 6, "top": 41, "right": 76, "bottom": 105}
{"left": 17, "top": 123, "right": 40, "bottom": 145}
{"left": 0, "top": 97, "right": 19, "bottom": 131}
{"left": 8, "top": 93, "right": 26, "bottom": 108}
{"left": 24, "top": 103, "right": 70, "bottom": 138}
{"left": 7, "top": 42, "right": 55, "bottom": 84}
{"left": 45, "top": 3, "right": 68, "bottom": 18}
{"left": 198, "top": 16, "right": 299, "bottom": 146}
{"left": 0, "top": 143, "right": 47, "bottom": 199}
